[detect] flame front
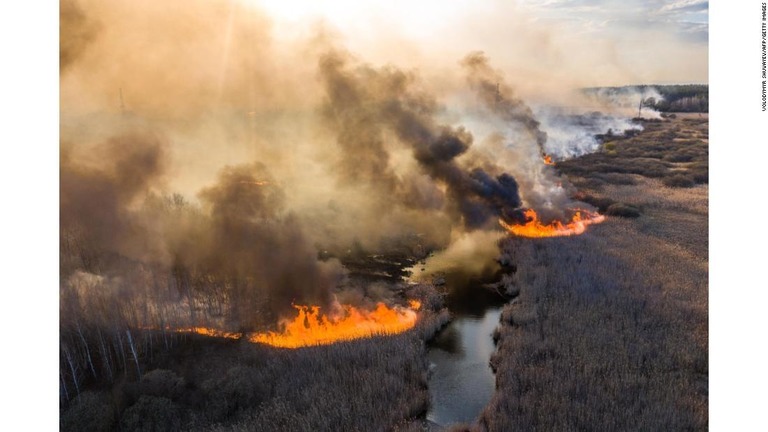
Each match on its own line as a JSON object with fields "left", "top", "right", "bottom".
{"left": 176, "top": 327, "right": 241, "bottom": 340}
{"left": 250, "top": 302, "right": 420, "bottom": 348}
{"left": 543, "top": 154, "right": 555, "bottom": 165}
{"left": 170, "top": 301, "right": 421, "bottom": 348}
{"left": 499, "top": 208, "right": 605, "bottom": 238}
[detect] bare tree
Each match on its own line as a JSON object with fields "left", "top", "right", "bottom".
{"left": 126, "top": 329, "right": 141, "bottom": 378}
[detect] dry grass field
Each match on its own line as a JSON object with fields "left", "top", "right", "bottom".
{"left": 471, "top": 115, "right": 708, "bottom": 431}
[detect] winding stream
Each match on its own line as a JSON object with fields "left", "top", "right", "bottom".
{"left": 425, "top": 273, "right": 508, "bottom": 426}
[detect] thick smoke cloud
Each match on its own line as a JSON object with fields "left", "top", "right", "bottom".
{"left": 60, "top": 0, "right": 100, "bottom": 73}
{"left": 456, "top": 52, "right": 582, "bottom": 221}
{"left": 60, "top": 131, "right": 168, "bottom": 264}
{"left": 60, "top": 0, "right": 630, "bottom": 329}
{"left": 183, "top": 163, "right": 340, "bottom": 326}
{"left": 319, "top": 51, "right": 523, "bottom": 230}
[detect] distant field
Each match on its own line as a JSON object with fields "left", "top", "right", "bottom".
{"left": 559, "top": 115, "right": 708, "bottom": 193}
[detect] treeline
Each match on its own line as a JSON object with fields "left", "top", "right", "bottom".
{"left": 585, "top": 85, "right": 709, "bottom": 113}
{"left": 642, "top": 85, "right": 708, "bottom": 113}
{"left": 59, "top": 192, "right": 300, "bottom": 404}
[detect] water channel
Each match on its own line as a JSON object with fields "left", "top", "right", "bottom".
{"left": 425, "top": 273, "right": 508, "bottom": 426}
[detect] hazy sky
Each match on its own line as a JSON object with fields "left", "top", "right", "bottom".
{"left": 520, "top": 0, "right": 708, "bottom": 43}
{"left": 251, "top": 0, "right": 708, "bottom": 86}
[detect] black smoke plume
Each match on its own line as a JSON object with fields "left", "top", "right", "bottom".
{"left": 60, "top": 131, "right": 168, "bottom": 266}
{"left": 319, "top": 51, "right": 524, "bottom": 229}
{"left": 194, "top": 163, "right": 341, "bottom": 326}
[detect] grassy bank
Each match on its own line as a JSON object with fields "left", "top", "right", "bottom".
{"left": 474, "top": 116, "right": 708, "bottom": 431}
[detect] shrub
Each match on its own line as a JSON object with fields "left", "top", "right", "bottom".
{"left": 203, "top": 366, "right": 270, "bottom": 421}
{"left": 573, "top": 177, "right": 606, "bottom": 191}
{"left": 139, "top": 369, "right": 185, "bottom": 400}
{"left": 60, "top": 391, "right": 115, "bottom": 432}
{"left": 663, "top": 174, "right": 695, "bottom": 188}
{"left": 595, "top": 173, "right": 637, "bottom": 185}
{"left": 605, "top": 203, "right": 641, "bottom": 218}
{"left": 120, "top": 396, "right": 182, "bottom": 432}
{"left": 629, "top": 159, "right": 669, "bottom": 178}
{"left": 688, "top": 162, "right": 708, "bottom": 184}
{"left": 575, "top": 194, "right": 616, "bottom": 213}
{"left": 663, "top": 152, "right": 695, "bottom": 163}
{"left": 690, "top": 169, "right": 708, "bottom": 184}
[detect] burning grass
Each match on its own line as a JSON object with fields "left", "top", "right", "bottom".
{"left": 499, "top": 208, "right": 605, "bottom": 238}
{"left": 60, "top": 283, "right": 450, "bottom": 432}
{"left": 171, "top": 301, "right": 423, "bottom": 349}
{"left": 251, "top": 301, "right": 422, "bottom": 348}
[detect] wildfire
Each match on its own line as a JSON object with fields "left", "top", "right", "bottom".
{"left": 166, "top": 301, "right": 421, "bottom": 348}
{"left": 250, "top": 301, "right": 421, "bottom": 348}
{"left": 176, "top": 327, "right": 241, "bottom": 340}
{"left": 543, "top": 154, "right": 555, "bottom": 165}
{"left": 499, "top": 208, "right": 605, "bottom": 238}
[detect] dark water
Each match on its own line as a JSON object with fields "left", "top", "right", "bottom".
{"left": 426, "top": 272, "right": 507, "bottom": 426}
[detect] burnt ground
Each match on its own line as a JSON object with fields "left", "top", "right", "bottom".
{"left": 341, "top": 253, "right": 420, "bottom": 285}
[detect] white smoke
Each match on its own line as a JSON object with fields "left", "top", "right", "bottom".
{"left": 582, "top": 86, "right": 665, "bottom": 119}
{"left": 535, "top": 106, "right": 642, "bottom": 160}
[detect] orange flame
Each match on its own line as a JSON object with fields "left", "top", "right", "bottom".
{"left": 250, "top": 302, "right": 420, "bottom": 348}
{"left": 499, "top": 208, "right": 605, "bottom": 238}
{"left": 543, "top": 154, "right": 555, "bottom": 165}
{"left": 175, "top": 327, "right": 241, "bottom": 340}
{"left": 167, "top": 301, "right": 421, "bottom": 348}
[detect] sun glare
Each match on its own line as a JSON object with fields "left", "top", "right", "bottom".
{"left": 240, "top": 0, "right": 474, "bottom": 41}
{"left": 243, "top": 0, "right": 360, "bottom": 24}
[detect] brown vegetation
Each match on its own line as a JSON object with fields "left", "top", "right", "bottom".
{"left": 60, "top": 283, "right": 450, "bottom": 431}
{"left": 559, "top": 116, "right": 708, "bottom": 191}
{"left": 476, "top": 116, "right": 708, "bottom": 431}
